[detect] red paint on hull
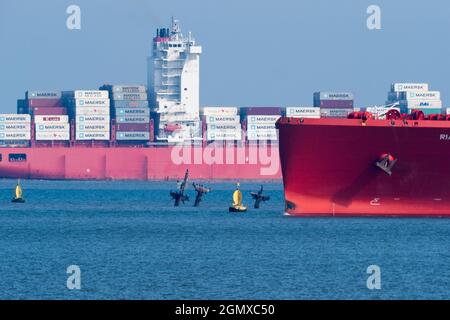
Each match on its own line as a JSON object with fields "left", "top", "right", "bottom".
{"left": 277, "top": 118, "right": 450, "bottom": 217}
{"left": 0, "top": 146, "right": 281, "bottom": 181}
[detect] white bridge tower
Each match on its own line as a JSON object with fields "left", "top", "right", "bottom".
{"left": 148, "top": 18, "right": 202, "bottom": 142}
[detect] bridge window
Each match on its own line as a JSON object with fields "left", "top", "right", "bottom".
{"left": 9, "top": 154, "right": 27, "bottom": 162}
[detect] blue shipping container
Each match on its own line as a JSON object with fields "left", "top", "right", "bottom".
{"left": 115, "top": 108, "right": 150, "bottom": 116}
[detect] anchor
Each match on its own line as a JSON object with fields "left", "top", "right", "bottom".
{"left": 376, "top": 153, "right": 398, "bottom": 176}
{"left": 193, "top": 183, "right": 211, "bottom": 207}
{"left": 250, "top": 185, "right": 270, "bottom": 209}
{"left": 170, "top": 169, "right": 190, "bottom": 206}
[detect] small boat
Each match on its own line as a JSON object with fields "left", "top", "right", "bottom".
{"left": 229, "top": 184, "right": 247, "bottom": 213}
{"left": 12, "top": 179, "right": 25, "bottom": 203}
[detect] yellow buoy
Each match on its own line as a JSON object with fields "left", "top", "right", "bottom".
{"left": 229, "top": 183, "right": 247, "bottom": 213}
{"left": 233, "top": 189, "right": 243, "bottom": 206}
{"left": 12, "top": 179, "right": 25, "bottom": 203}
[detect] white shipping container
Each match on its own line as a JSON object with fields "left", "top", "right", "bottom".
{"left": 0, "top": 123, "right": 31, "bottom": 132}
{"left": 76, "top": 115, "right": 110, "bottom": 123}
{"left": 0, "top": 132, "right": 31, "bottom": 140}
{"left": 206, "top": 124, "right": 242, "bottom": 131}
{"left": 34, "top": 115, "right": 69, "bottom": 124}
{"left": 76, "top": 132, "right": 110, "bottom": 140}
{"left": 403, "top": 91, "right": 441, "bottom": 100}
{"left": 74, "top": 98, "right": 110, "bottom": 108}
{"left": 320, "top": 109, "right": 353, "bottom": 118}
{"left": 112, "top": 92, "right": 148, "bottom": 101}
{"left": 0, "top": 114, "right": 31, "bottom": 123}
{"left": 202, "top": 107, "right": 238, "bottom": 116}
{"left": 77, "top": 123, "right": 110, "bottom": 132}
{"left": 206, "top": 115, "right": 240, "bottom": 124}
{"left": 208, "top": 124, "right": 241, "bottom": 131}
{"left": 111, "top": 85, "right": 147, "bottom": 93}
{"left": 26, "top": 91, "right": 61, "bottom": 99}
{"left": 36, "top": 123, "right": 69, "bottom": 132}
{"left": 207, "top": 130, "right": 242, "bottom": 141}
{"left": 286, "top": 107, "right": 321, "bottom": 118}
{"left": 316, "top": 92, "right": 354, "bottom": 101}
{"left": 247, "top": 123, "right": 277, "bottom": 131}
{"left": 247, "top": 131, "right": 278, "bottom": 141}
{"left": 75, "top": 90, "right": 109, "bottom": 99}
{"left": 35, "top": 131, "right": 70, "bottom": 141}
{"left": 400, "top": 100, "right": 442, "bottom": 109}
{"left": 392, "top": 83, "right": 429, "bottom": 92}
{"left": 447, "top": 108, "right": 450, "bottom": 115}
{"left": 76, "top": 107, "right": 111, "bottom": 116}
{"left": 247, "top": 115, "right": 280, "bottom": 124}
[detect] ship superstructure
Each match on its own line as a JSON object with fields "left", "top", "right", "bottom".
{"left": 148, "top": 18, "right": 202, "bottom": 142}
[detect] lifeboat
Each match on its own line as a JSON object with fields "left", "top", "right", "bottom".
{"left": 164, "top": 123, "right": 182, "bottom": 133}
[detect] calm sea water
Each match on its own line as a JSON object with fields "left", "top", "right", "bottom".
{"left": 0, "top": 179, "right": 449, "bottom": 300}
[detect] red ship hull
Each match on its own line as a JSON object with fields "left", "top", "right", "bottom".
{"left": 277, "top": 118, "right": 450, "bottom": 217}
{"left": 0, "top": 145, "right": 281, "bottom": 181}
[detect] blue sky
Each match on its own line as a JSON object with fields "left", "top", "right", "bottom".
{"left": 0, "top": 0, "right": 449, "bottom": 112}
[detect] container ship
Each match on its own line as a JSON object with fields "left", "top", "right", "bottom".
{"left": 0, "top": 18, "right": 282, "bottom": 181}
{"left": 277, "top": 84, "right": 450, "bottom": 217}
{"left": 2, "top": 17, "right": 449, "bottom": 196}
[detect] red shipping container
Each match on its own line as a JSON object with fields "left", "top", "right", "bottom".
{"left": 28, "top": 99, "right": 62, "bottom": 108}
{"left": 31, "top": 107, "right": 68, "bottom": 115}
{"left": 116, "top": 123, "right": 150, "bottom": 132}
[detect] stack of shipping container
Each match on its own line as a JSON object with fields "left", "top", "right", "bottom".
{"left": 34, "top": 115, "right": 70, "bottom": 142}
{"left": 20, "top": 91, "right": 67, "bottom": 116}
{"left": 241, "top": 107, "right": 281, "bottom": 142}
{"left": 15, "top": 90, "right": 70, "bottom": 144}
{"left": 64, "top": 90, "right": 111, "bottom": 141}
{"left": 314, "top": 92, "right": 354, "bottom": 118}
{"left": 5, "top": 84, "right": 447, "bottom": 149}
{"left": 101, "top": 85, "right": 151, "bottom": 143}
{"left": 202, "top": 107, "right": 241, "bottom": 141}
{"left": 387, "top": 83, "right": 443, "bottom": 115}
{"left": 0, "top": 114, "right": 31, "bottom": 147}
